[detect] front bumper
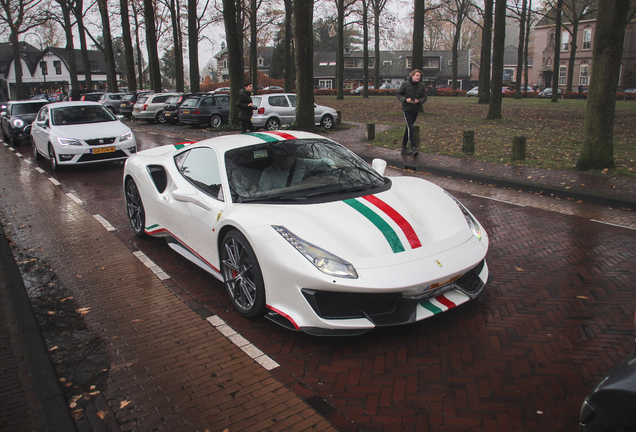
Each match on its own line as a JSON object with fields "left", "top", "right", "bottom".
{"left": 55, "top": 141, "right": 137, "bottom": 165}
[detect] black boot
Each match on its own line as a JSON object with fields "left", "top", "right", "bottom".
{"left": 401, "top": 147, "right": 413, "bottom": 155}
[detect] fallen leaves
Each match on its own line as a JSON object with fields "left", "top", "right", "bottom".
{"left": 76, "top": 307, "right": 91, "bottom": 315}
{"left": 120, "top": 400, "right": 132, "bottom": 409}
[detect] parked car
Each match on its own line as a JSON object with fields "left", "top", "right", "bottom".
{"left": 262, "top": 86, "right": 284, "bottom": 91}
{"left": 80, "top": 92, "right": 106, "bottom": 102}
{"left": 132, "top": 92, "right": 179, "bottom": 124}
{"left": 119, "top": 91, "right": 153, "bottom": 118}
{"left": 538, "top": 87, "right": 563, "bottom": 98}
{"left": 31, "top": 101, "right": 136, "bottom": 171}
{"left": 435, "top": 84, "right": 452, "bottom": 89}
{"left": 1, "top": 100, "right": 50, "bottom": 146}
{"left": 162, "top": 93, "right": 205, "bottom": 124}
{"left": 379, "top": 83, "right": 399, "bottom": 90}
{"left": 466, "top": 86, "right": 479, "bottom": 97}
{"left": 208, "top": 87, "right": 230, "bottom": 94}
{"left": 350, "top": 86, "right": 374, "bottom": 95}
{"left": 31, "top": 94, "right": 58, "bottom": 102}
{"left": 250, "top": 93, "right": 338, "bottom": 130}
{"left": 580, "top": 309, "right": 636, "bottom": 432}
{"left": 178, "top": 94, "right": 230, "bottom": 128}
{"left": 123, "top": 131, "right": 490, "bottom": 335}
{"left": 624, "top": 88, "right": 636, "bottom": 93}
{"left": 98, "top": 92, "right": 127, "bottom": 113}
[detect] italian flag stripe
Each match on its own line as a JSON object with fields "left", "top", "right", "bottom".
{"left": 268, "top": 131, "right": 297, "bottom": 140}
{"left": 344, "top": 198, "right": 405, "bottom": 253}
{"left": 363, "top": 195, "right": 422, "bottom": 249}
{"left": 435, "top": 295, "right": 457, "bottom": 309}
{"left": 421, "top": 300, "right": 442, "bottom": 315}
{"left": 246, "top": 132, "right": 282, "bottom": 142}
{"left": 421, "top": 294, "right": 457, "bottom": 315}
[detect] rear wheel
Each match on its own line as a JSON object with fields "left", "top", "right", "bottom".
{"left": 210, "top": 114, "right": 222, "bottom": 128}
{"left": 220, "top": 230, "right": 266, "bottom": 318}
{"left": 156, "top": 111, "right": 167, "bottom": 124}
{"left": 125, "top": 178, "right": 146, "bottom": 238}
{"left": 265, "top": 117, "right": 280, "bottom": 131}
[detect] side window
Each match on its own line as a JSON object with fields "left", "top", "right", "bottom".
{"left": 268, "top": 96, "right": 288, "bottom": 107}
{"left": 37, "top": 108, "right": 49, "bottom": 123}
{"left": 287, "top": 95, "right": 297, "bottom": 107}
{"left": 215, "top": 96, "right": 230, "bottom": 106}
{"left": 202, "top": 97, "right": 215, "bottom": 106}
{"left": 154, "top": 96, "right": 169, "bottom": 103}
{"left": 177, "top": 147, "right": 223, "bottom": 200}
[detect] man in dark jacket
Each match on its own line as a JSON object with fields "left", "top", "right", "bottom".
{"left": 237, "top": 82, "right": 258, "bottom": 133}
{"left": 396, "top": 70, "right": 427, "bottom": 156}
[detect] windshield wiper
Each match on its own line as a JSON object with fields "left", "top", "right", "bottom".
{"left": 240, "top": 195, "right": 307, "bottom": 203}
{"left": 306, "top": 185, "right": 374, "bottom": 198}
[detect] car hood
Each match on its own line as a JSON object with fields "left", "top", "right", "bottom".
{"left": 11, "top": 113, "right": 38, "bottom": 123}
{"left": 244, "top": 177, "right": 482, "bottom": 267}
{"left": 53, "top": 121, "right": 130, "bottom": 139}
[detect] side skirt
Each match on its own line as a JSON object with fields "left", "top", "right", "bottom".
{"left": 166, "top": 238, "right": 223, "bottom": 282}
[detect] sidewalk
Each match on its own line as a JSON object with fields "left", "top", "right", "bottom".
{"left": 1, "top": 123, "right": 635, "bottom": 432}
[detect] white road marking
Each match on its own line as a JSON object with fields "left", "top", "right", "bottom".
{"left": 35, "top": 167, "right": 46, "bottom": 174}
{"left": 206, "top": 315, "right": 280, "bottom": 370}
{"left": 66, "top": 193, "right": 83, "bottom": 205}
{"left": 15, "top": 152, "right": 23, "bottom": 158}
{"left": 92, "top": 214, "right": 116, "bottom": 231}
{"left": 590, "top": 219, "right": 636, "bottom": 230}
{"left": 48, "top": 177, "right": 61, "bottom": 186}
{"left": 132, "top": 250, "right": 170, "bottom": 280}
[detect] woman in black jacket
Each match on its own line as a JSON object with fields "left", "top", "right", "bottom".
{"left": 396, "top": 70, "right": 427, "bottom": 156}
{"left": 237, "top": 82, "right": 258, "bottom": 133}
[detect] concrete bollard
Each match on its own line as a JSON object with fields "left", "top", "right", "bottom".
{"left": 366, "top": 123, "right": 375, "bottom": 141}
{"left": 512, "top": 136, "right": 527, "bottom": 161}
{"left": 336, "top": 110, "right": 342, "bottom": 124}
{"left": 462, "top": 130, "right": 475, "bottom": 154}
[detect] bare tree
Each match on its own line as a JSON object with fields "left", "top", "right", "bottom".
{"left": 163, "top": 0, "right": 184, "bottom": 91}
{"left": 412, "top": 0, "right": 425, "bottom": 70}
{"left": 512, "top": 0, "right": 527, "bottom": 99}
{"left": 293, "top": 0, "right": 316, "bottom": 130}
{"left": 120, "top": 0, "right": 137, "bottom": 91}
{"left": 97, "top": 0, "right": 119, "bottom": 91}
{"left": 362, "top": 0, "right": 370, "bottom": 97}
{"left": 335, "top": 0, "right": 357, "bottom": 99}
{"left": 370, "top": 0, "right": 388, "bottom": 88}
{"left": 477, "top": 0, "right": 493, "bottom": 103}
{"left": 576, "top": 0, "right": 630, "bottom": 171}
{"left": 486, "top": 0, "right": 505, "bottom": 119}
{"left": 72, "top": 0, "right": 93, "bottom": 89}
{"left": 550, "top": 0, "right": 562, "bottom": 103}
{"left": 440, "top": 0, "right": 474, "bottom": 89}
{"left": 223, "top": 0, "right": 245, "bottom": 124}
{"left": 143, "top": 0, "right": 162, "bottom": 90}
{"left": 283, "top": 0, "right": 293, "bottom": 92}
{"left": 52, "top": 0, "right": 80, "bottom": 93}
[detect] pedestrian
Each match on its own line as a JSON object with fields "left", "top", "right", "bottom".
{"left": 237, "top": 81, "right": 258, "bottom": 133}
{"left": 396, "top": 69, "right": 427, "bottom": 156}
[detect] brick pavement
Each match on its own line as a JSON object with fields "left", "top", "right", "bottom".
{"left": 0, "top": 143, "right": 337, "bottom": 431}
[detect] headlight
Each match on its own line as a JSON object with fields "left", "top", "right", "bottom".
{"left": 445, "top": 191, "right": 483, "bottom": 241}
{"left": 120, "top": 131, "right": 133, "bottom": 142}
{"left": 273, "top": 225, "right": 358, "bottom": 279}
{"left": 12, "top": 118, "right": 24, "bottom": 128}
{"left": 57, "top": 137, "right": 82, "bottom": 146}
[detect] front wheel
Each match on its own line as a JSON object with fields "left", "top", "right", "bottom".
{"left": 320, "top": 114, "right": 334, "bottom": 130}
{"left": 32, "top": 137, "right": 43, "bottom": 160}
{"left": 210, "top": 114, "right": 222, "bottom": 128}
{"left": 48, "top": 144, "right": 60, "bottom": 171}
{"left": 220, "top": 230, "right": 266, "bottom": 318}
{"left": 125, "top": 178, "right": 146, "bottom": 238}
{"left": 265, "top": 117, "right": 281, "bottom": 131}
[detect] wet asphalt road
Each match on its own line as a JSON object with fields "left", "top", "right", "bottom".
{"left": 8, "top": 121, "right": 636, "bottom": 432}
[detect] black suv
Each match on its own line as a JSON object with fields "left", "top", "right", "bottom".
{"left": 119, "top": 91, "right": 152, "bottom": 118}
{"left": 163, "top": 93, "right": 205, "bottom": 124}
{"left": 1, "top": 100, "right": 50, "bottom": 145}
{"left": 178, "top": 94, "right": 230, "bottom": 127}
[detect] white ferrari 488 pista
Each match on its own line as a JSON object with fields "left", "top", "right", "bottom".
{"left": 123, "top": 131, "right": 490, "bottom": 336}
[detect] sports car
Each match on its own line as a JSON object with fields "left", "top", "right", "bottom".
{"left": 123, "top": 131, "right": 490, "bottom": 336}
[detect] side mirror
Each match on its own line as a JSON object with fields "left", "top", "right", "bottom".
{"left": 371, "top": 158, "right": 387, "bottom": 176}
{"left": 173, "top": 187, "right": 213, "bottom": 211}
{"left": 0, "top": 111, "right": 6, "bottom": 118}
{"left": 116, "top": 114, "right": 124, "bottom": 120}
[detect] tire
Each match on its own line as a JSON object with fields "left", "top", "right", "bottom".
{"left": 32, "top": 137, "right": 43, "bottom": 160}
{"left": 210, "top": 114, "right": 222, "bottom": 128}
{"left": 156, "top": 111, "right": 167, "bottom": 124}
{"left": 125, "top": 178, "right": 147, "bottom": 238}
{"left": 220, "top": 230, "right": 266, "bottom": 318}
{"left": 265, "top": 117, "right": 281, "bottom": 131}
{"left": 320, "top": 114, "right": 334, "bottom": 130}
{"left": 48, "top": 144, "right": 60, "bottom": 171}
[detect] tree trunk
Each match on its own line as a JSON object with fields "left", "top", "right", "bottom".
{"left": 566, "top": 23, "right": 578, "bottom": 93}
{"left": 10, "top": 33, "right": 25, "bottom": 99}
{"left": 336, "top": 0, "right": 344, "bottom": 99}
{"left": 97, "top": 0, "right": 118, "bottom": 91}
{"left": 523, "top": 0, "right": 531, "bottom": 92}
{"left": 486, "top": 0, "right": 505, "bottom": 119}
{"left": 514, "top": 0, "right": 526, "bottom": 99}
{"left": 477, "top": 0, "right": 493, "bottom": 104}
{"left": 576, "top": 0, "right": 629, "bottom": 171}
{"left": 188, "top": 0, "right": 199, "bottom": 92}
{"left": 144, "top": 0, "right": 162, "bottom": 91}
{"left": 412, "top": 0, "right": 424, "bottom": 71}
{"left": 223, "top": 0, "right": 245, "bottom": 125}
{"left": 131, "top": 0, "right": 144, "bottom": 89}
{"left": 120, "top": 0, "right": 137, "bottom": 91}
{"left": 373, "top": 7, "right": 380, "bottom": 89}
{"left": 250, "top": 0, "right": 258, "bottom": 91}
{"left": 57, "top": 0, "right": 80, "bottom": 92}
{"left": 293, "top": 0, "right": 316, "bottom": 130}
{"left": 74, "top": 0, "right": 93, "bottom": 89}
{"left": 451, "top": 18, "right": 461, "bottom": 89}
{"left": 363, "top": 0, "right": 369, "bottom": 98}
{"left": 551, "top": 0, "right": 562, "bottom": 103}
{"left": 169, "top": 0, "right": 184, "bottom": 92}
{"left": 284, "top": 0, "right": 293, "bottom": 92}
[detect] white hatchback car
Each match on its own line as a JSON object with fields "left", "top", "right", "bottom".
{"left": 132, "top": 93, "right": 179, "bottom": 124}
{"left": 251, "top": 93, "right": 338, "bottom": 131}
{"left": 31, "top": 101, "right": 137, "bottom": 171}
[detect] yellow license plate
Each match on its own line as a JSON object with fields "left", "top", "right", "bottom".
{"left": 92, "top": 147, "right": 116, "bottom": 154}
{"left": 134, "top": 108, "right": 139, "bottom": 111}
{"left": 164, "top": 112, "right": 171, "bottom": 116}
{"left": 183, "top": 110, "right": 190, "bottom": 114}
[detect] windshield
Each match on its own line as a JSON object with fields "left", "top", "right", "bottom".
{"left": 50, "top": 105, "right": 117, "bottom": 125}
{"left": 12, "top": 103, "right": 47, "bottom": 115}
{"left": 225, "top": 139, "right": 387, "bottom": 203}
{"left": 136, "top": 96, "right": 148, "bottom": 104}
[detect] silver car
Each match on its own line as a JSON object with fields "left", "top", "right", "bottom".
{"left": 98, "top": 93, "right": 127, "bottom": 113}
{"left": 251, "top": 93, "right": 338, "bottom": 131}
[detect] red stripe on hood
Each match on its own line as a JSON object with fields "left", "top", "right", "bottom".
{"left": 363, "top": 195, "right": 422, "bottom": 249}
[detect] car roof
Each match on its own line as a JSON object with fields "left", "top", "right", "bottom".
{"left": 184, "top": 131, "right": 332, "bottom": 154}
{"left": 45, "top": 101, "right": 104, "bottom": 108}
{"left": 8, "top": 100, "right": 50, "bottom": 105}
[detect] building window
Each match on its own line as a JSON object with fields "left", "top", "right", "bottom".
{"left": 561, "top": 31, "right": 569, "bottom": 51}
{"left": 423, "top": 58, "right": 440, "bottom": 69}
{"left": 583, "top": 28, "right": 592, "bottom": 50}
{"left": 559, "top": 65, "right": 567, "bottom": 84}
{"left": 319, "top": 79, "right": 332, "bottom": 89}
{"left": 40, "top": 61, "right": 48, "bottom": 76}
{"left": 223, "top": 59, "right": 228, "bottom": 70}
{"left": 344, "top": 58, "right": 355, "bottom": 68}
{"left": 406, "top": 57, "right": 412, "bottom": 68}
{"left": 257, "top": 57, "right": 263, "bottom": 67}
{"left": 54, "top": 60, "right": 62, "bottom": 74}
{"left": 90, "top": 61, "right": 98, "bottom": 72}
{"left": 580, "top": 64, "right": 589, "bottom": 85}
